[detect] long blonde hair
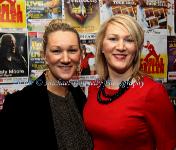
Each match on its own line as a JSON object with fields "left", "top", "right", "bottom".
{"left": 95, "top": 14, "right": 144, "bottom": 81}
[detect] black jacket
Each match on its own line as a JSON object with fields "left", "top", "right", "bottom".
{"left": 0, "top": 73, "right": 88, "bottom": 150}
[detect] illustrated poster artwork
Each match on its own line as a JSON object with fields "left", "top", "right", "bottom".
{"left": 0, "top": 0, "right": 26, "bottom": 28}
{"left": 136, "top": 0, "right": 168, "bottom": 34}
{"left": 64, "top": 0, "right": 100, "bottom": 33}
{"left": 167, "top": 36, "right": 176, "bottom": 80}
{"left": 140, "top": 34, "right": 168, "bottom": 82}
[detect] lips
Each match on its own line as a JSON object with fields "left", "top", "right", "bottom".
{"left": 113, "top": 54, "right": 127, "bottom": 60}
{"left": 58, "top": 65, "right": 72, "bottom": 71}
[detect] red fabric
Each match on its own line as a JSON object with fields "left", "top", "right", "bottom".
{"left": 144, "top": 44, "right": 155, "bottom": 53}
{"left": 83, "top": 77, "right": 176, "bottom": 150}
{"left": 81, "top": 53, "right": 94, "bottom": 69}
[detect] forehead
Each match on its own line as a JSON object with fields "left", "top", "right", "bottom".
{"left": 48, "top": 30, "right": 77, "bottom": 38}
{"left": 105, "top": 23, "right": 130, "bottom": 35}
{"left": 47, "top": 31, "right": 78, "bottom": 43}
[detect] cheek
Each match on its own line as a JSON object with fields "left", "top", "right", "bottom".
{"left": 127, "top": 44, "right": 137, "bottom": 55}
{"left": 45, "top": 54, "right": 58, "bottom": 64}
{"left": 102, "top": 41, "right": 113, "bottom": 52}
{"left": 70, "top": 53, "right": 81, "bottom": 64}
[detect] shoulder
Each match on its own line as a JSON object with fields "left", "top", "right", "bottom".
{"left": 11, "top": 72, "right": 47, "bottom": 97}
{"left": 142, "top": 76, "right": 170, "bottom": 103}
{"left": 142, "top": 76, "right": 165, "bottom": 91}
{"left": 2, "top": 73, "right": 47, "bottom": 111}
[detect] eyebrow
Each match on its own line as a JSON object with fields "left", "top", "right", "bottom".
{"left": 105, "top": 34, "right": 132, "bottom": 37}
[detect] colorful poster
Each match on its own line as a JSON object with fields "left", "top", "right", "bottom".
{"left": 100, "top": 0, "right": 137, "bottom": 24}
{"left": 27, "top": 19, "right": 52, "bottom": 32}
{"left": 0, "top": 0, "right": 26, "bottom": 28}
{"left": 167, "top": 36, "right": 176, "bottom": 80}
{"left": 26, "top": 0, "right": 62, "bottom": 19}
{"left": 28, "top": 32, "right": 46, "bottom": 81}
{"left": 136, "top": 0, "right": 167, "bottom": 33}
{"left": 26, "top": 0, "right": 62, "bottom": 32}
{"left": 80, "top": 33, "right": 96, "bottom": 76}
{"left": 64, "top": 0, "right": 100, "bottom": 33}
{"left": 111, "top": 0, "right": 137, "bottom": 17}
{"left": 140, "top": 34, "right": 168, "bottom": 82}
{"left": 0, "top": 31, "right": 28, "bottom": 83}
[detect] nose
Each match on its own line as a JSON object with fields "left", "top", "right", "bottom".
{"left": 116, "top": 39, "right": 125, "bottom": 51}
{"left": 60, "top": 51, "right": 70, "bottom": 63}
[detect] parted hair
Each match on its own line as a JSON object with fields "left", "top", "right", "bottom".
{"left": 95, "top": 14, "right": 144, "bottom": 81}
{"left": 43, "top": 19, "right": 81, "bottom": 52}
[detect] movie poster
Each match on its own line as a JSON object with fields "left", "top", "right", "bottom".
{"left": 28, "top": 32, "right": 46, "bottom": 81}
{"left": 64, "top": 0, "right": 100, "bottom": 33}
{"left": 136, "top": 0, "right": 168, "bottom": 34}
{"left": 0, "top": 0, "right": 26, "bottom": 28}
{"left": 140, "top": 34, "right": 168, "bottom": 82}
{"left": 111, "top": 0, "right": 137, "bottom": 17}
{"left": 80, "top": 34, "right": 96, "bottom": 76}
{"left": 0, "top": 31, "right": 28, "bottom": 83}
{"left": 167, "top": 36, "right": 176, "bottom": 80}
{"left": 100, "top": 0, "right": 137, "bottom": 24}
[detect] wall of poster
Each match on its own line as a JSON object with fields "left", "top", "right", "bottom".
{"left": 0, "top": 0, "right": 176, "bottom": 109}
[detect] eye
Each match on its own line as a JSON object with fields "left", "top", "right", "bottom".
{"left": 124, "top": 38, "right": 134, "bottom": 43}
{"left": 51, "top": 49, "right": 62, "bottom": 54}
{"left": 108, "top": 37, "right": 117, "bottom": 42}
{"left": 68, "top": 48, "right": 78, "bottom": 53}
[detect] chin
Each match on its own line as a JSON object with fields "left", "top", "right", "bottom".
{"left": 61, "top": 74, "right": 75, "bottom": 80}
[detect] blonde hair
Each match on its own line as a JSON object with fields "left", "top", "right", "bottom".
{"left": 43, "top": 19, "right": 81, "bottom": 53}
{"left": 95, "top": 14, "right": 144, "bottom": 81}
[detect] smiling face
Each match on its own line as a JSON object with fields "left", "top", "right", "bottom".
{"left": 44, "top": 31, "right": 81, "bottom": 81}
{"left": 102, "top": 23, "right": 137, "bottom": 78}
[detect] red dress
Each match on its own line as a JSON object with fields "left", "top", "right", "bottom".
{"left": 83, "top": 77, "right": 176, "bottom": 150}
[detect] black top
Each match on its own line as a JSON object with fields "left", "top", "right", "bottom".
{"left": 0, "top": 73, "right": 93, "bottom": 150}
{"left": 48, "top": 91, "right": 92, "bottom": 149}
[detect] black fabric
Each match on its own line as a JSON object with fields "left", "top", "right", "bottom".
{"left": 48, "top": 91, "right": 92, "bottom": 150}
{"left": 0, "top": 73, "right": 92, "bottom": 150}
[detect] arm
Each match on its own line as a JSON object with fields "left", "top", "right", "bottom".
{"left": 145, "top": 83, "right": 176, "bottom": 150}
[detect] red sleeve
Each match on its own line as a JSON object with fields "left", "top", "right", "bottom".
{"left": 144, "top": 83, "right": 176, "bottom": 150}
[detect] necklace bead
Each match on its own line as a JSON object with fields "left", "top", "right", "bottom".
{"left": 97, "top": 77, "right": 133, "bottom": 104}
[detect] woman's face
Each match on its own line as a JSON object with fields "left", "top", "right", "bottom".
{"left": 102, "top": 23, "right": 137, "bottom": 77}
{"left": 45, "top": 31, "right": 81, "bottom": 81}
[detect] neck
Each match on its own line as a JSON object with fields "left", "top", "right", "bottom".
{"left": 108, "top": 70, "right": 133, "bottom": 89}
{"left": 45, "top": 71, "right": 69, "bottom": 97}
